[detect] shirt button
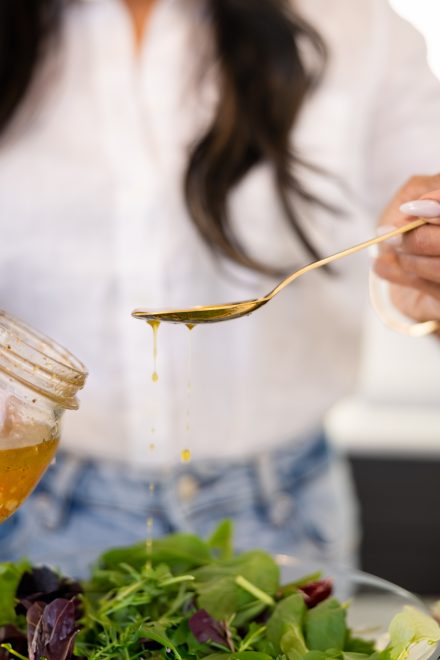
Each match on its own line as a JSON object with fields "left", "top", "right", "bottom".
{"left": 270, "top": 493, "right": 296, "bottom": 527}
{"left": 177, "top": 474, "right": 199, "bottom": 503}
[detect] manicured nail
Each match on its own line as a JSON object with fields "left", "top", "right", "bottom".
{"left": 376, "top": 225, "right": 402, "bottom": 247}
{"left": 400, "top": 199, "right": 440, "bottom": 218}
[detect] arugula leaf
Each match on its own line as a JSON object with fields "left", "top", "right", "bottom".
{"left": 305, "top": 598, "right": 347, "bottom": 652}
{"left": 0, "top": 561, "right": 31, "bottom": 626}
{"left": 140, "top": 623, "right": 183, "bottom": 660}
{"left": 238, "top": 623, "right": 267, "bottom": 653}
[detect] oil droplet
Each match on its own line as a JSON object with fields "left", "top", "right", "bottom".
{"left": 149, "top": 443, "right": 156, "bottom": 451}
{"left": 182, "top": 327, "right": 193, "bottom": 457}
{"left": 146, "top": 538, "right": 153, "bottom": 565}
{"left": 149, "top": 482, "right": 155, "bottom": 494}
{"left": 147, "top": 320, "right": 160, "bottom": 383}
{"left": 146, "top": 516, "right": 154, "bottom": 563}
{"left": 181, "top": 448, "right": 191, "bottom": 463}
{"left": 186, "top": 323, "right": 195, "bottom": 331}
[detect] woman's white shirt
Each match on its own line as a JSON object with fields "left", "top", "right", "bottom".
{"left": 1, "top": 0, "right": 440, "bottom": 466}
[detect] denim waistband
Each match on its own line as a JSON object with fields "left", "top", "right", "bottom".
{"left": 34, "top": 431, "right": 330, "bottom": 525}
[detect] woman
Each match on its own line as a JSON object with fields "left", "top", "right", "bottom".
{"left": 1, "top": 0, "right": 440, "bottom": 575}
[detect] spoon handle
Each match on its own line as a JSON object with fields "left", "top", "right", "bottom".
{"left": 269, "top": 218, "right": 427, "bottom": 299}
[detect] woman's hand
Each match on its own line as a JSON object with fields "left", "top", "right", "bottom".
{"left": 373, "top": 175, "right": 440, "bottom": 329}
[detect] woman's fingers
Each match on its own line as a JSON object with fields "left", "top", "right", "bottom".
{"left": 374, "top": 252, "right": 440, "bottom": 302}
{"left": 397, "top": 253, "right": 440, "bottom": 284}
{"left": 375, "top": 178, "right": 440, "bottom": 326}
{"left": 380, "top": 174, "right": 440, "bottom": 229}
{"left": 389, "top": 284, "right": 440, "bottom": 324}
{"left": 401, "top": 224, "right": 440, "bottom": 256}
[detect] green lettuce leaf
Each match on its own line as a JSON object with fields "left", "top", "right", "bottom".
{"left": 305, "top": 598, "right": 347, "bottom": 652}
{"left": 97, "top": 532, "right": 212, "bottom": 574}
{"left": 266, "top": 593, "right": 306, "bottom": 655}
{"left": 194, "top": 551, "right": 279, "bottom": 620}
{"left": 388, "top": 606, "right": 440, "bottom": 660}
{"left": 0, "top": 560, "right": 31, "bottom": 626}
{"left": 208, "top": 520, "right": 234, "bottom": 561}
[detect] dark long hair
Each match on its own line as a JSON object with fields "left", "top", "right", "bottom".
{"left": 0, "top": 0, "right": 328, "bottom": 275}
{"left": 0, "top": 1, "right": 61, "bottom": 135}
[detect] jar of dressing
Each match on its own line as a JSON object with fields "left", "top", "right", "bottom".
{"left": 0, "top": 310, "right": 87, "bottom": 523}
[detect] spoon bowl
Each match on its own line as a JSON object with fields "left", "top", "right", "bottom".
{"left": 132, "top": 219, "right": 438, "bottom": 333}
{"left": 132, "top": 297, "right": 268, "bottom": 325}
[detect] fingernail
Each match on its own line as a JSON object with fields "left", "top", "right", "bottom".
{"left": 376, "top": 225, "right": 402, "bottom": 247}
{"left": 400, "top": 199, "right": 440, "bottom": 218}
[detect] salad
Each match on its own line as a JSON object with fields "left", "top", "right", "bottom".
{"left": 0, "top": 521, "right": 439, "bottom": 660}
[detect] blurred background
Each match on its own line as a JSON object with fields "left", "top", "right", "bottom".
{"left": 326, "top": 0, "right": 440, "bottom": 595}
{"left": 0, "top": 0, "right": 440, "bottom": 596}
{"left": 391, "top": 0, "right": 440, "bottom": 79}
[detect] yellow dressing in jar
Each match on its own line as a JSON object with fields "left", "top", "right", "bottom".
{"left": 0, "top": 438, "right": 59, "bottom": 523}
{"left": 0, "top": 310, "right": 87, "bottom": 524}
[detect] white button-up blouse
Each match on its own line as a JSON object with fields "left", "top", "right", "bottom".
{"left": 1, "top": 0, "right": 440, "bottom": 466}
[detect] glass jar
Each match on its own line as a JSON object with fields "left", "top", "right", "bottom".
{"left": 0, "top": 310, "right": 87, "bottom": 523}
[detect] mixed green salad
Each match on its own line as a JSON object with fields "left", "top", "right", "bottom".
{"left": 0, "top": 521, "right": 439, "bottom": 660}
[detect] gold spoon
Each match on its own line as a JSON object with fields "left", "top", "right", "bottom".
{"left": 132, "top": 219, "right": 427, "bottom": 325}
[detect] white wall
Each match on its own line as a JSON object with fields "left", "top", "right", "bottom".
{"left": 390, "top": 0, "right": 440, "bottom": 80}
{"left": 326, "top": 1, "right": 440, "bottom": 456}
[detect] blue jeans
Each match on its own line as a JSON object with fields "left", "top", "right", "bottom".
{"left": 0, "top": 433, "right": 359, "bottom": 577}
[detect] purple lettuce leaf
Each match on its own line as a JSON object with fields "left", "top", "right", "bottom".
{"left": 16, "top": 567, "right": 82, "bottom": 614}
{"left": 27, "top": 598, "right": 79, "bottom": 660}
{"left": 189, "top": 609, "right": 231, "bottom": 650}
{"left": 299, "top": 578, "right": 333, "bottom": 609}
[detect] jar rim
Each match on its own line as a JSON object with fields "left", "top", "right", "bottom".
{"left": 0, "top": 310, "right": 87, "bottom": 409}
